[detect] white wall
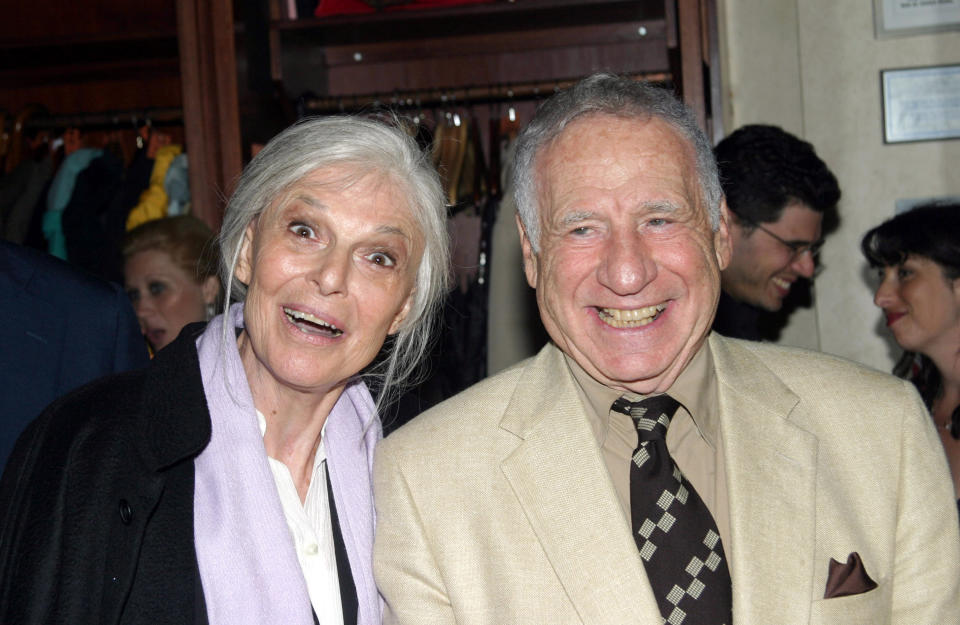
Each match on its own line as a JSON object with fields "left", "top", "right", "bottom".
{"left": 719, "top": 0, "right": 960, "bottom": 371}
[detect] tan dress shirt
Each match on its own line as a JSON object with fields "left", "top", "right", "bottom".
{"left": 564, "top": 341, "right": 731, "bottom": 550}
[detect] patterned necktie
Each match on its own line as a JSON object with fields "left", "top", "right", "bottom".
{"left": 612, "top": 394, "right": 732, "bottom": 625}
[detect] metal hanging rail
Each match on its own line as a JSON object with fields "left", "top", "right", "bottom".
{"left": 18, "top": 107, "right": 183, "bottom": 131}
{"left": 299, "top": 72, "right": 672, "bottom": 115}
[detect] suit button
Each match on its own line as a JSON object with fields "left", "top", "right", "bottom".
{"left": 119, "top": 499, "right": 133, "bottom": 525}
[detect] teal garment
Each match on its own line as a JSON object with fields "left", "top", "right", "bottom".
{"left": 44, "top": 148, "right": 102, "bottom": 259}
{"left": 164, "top": 153, "right": 190, "bottom": 216}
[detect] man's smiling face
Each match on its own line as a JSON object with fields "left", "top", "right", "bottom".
{"left": 721, "top": 201, "right": 822, "bottom": 311}
{"left": 520, "top": 114, "right": 731, "bottom": 395}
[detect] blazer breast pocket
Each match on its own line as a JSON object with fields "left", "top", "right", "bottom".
{"left": 809, "top": 582, "right": 890, "bottom": 625}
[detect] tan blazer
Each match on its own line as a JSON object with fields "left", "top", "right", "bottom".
{"left": 374, "top": 334, "right": 960, "bottom": 624}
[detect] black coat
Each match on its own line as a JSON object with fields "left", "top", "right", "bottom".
{"left": 711, "top": 290, "right": 764, "bottom": 341}
{"left": 0, "top": 323, "right": 358, "bottom": 625}
{"left": 0, "top": 324, "right": 211, "bottom": 625}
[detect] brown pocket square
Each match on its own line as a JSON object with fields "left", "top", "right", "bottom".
{"left": 824, "top": 552, "right": 878, "bottom": 599}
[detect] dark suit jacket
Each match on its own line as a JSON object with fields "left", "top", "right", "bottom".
{"left": 711, "top": 290, "right": 763, "bottom": 341}
{"left": 0, "top": 240, "right": 149, "bottom": 470}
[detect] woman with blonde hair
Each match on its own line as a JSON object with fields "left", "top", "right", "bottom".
{"left": 123, "top": 215, "right": 221, "bottom": 352}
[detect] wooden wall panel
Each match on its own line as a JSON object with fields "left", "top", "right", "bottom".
{"left": 676, "top": 0, "right": 705, "bottom": 128}
{"left": 322, "top": 21, "right": 669, "bottom": 95}
{"left": 0, "top": 0, "right": 181, "bottom": 117}
{"left": 0, "top": 75, "right": 181, "bottom": 117}
{"left": 177, "top": 0, "right": 243, "bottom": 230}
{"left": 0, "top": 1, "right": 177, "bottom": 44}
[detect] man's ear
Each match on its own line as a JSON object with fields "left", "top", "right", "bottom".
{"left": 516, "top": 214, "right": 539, "bottom": 289}
{"left": 235, "top": 222, "right": 257, "bottom": 285}
{"left": 714, "top": 200, "right": 733, "bottom": 271}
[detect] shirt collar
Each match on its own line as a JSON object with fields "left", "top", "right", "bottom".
{"left": 257, "top": 409, "right": 328, "bottom": 470}
{"left": 563, "top": 340, "right": 720, "bottom": 448}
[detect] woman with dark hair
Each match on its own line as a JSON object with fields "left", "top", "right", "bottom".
{"left": 862, "top": 203, "right": 960, "bottom": 503}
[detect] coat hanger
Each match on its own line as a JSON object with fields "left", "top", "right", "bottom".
{"left": 487, "top": 99, "right": 503, "bottom": 199}
{"left": 0, "top": 109, "right": 8, "bottom": 172}
{"left": 464, "top": 106, "right": 488, "bottom": 206}
{"left": 436, "top": 103, "right": 469, "bottom": 208}
{"left": 498, "top": 98, "right": 520, "bottom": 140}
{"left": 5, "top": 104, "right": 47, "bottom": 174}
{"left": 431, "top": 93, "right": 463, "bottom": 207}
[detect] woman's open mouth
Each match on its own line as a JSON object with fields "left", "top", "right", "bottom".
{"left": 284, "top": 307, "right": 343, "bottom": 337}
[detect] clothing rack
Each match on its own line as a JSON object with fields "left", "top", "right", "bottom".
{"left": 18, "top": 107, "right": 184, "bottom": 132}
{"left": 2, "top": 105, "right": 185, "bottom": 177}
{"left": 299, "top": 72, "right": 672, "bottom": 115}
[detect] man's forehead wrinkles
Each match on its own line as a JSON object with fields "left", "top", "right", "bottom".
{"left": 552, "top": 200, "right": 685, "bottom": 225}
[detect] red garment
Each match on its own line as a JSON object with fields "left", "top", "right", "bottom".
{"left": 315, "top": 0, "right": 492, "bottom": 19}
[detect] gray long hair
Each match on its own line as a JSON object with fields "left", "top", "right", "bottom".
{"left": 219, "top": 115, "right": 450, "bottom": 409}
{"left": 513, "top": 73, "right": 723, "bottom": 252}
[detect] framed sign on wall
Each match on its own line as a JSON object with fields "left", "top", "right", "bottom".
{"left": 881, "top": 65, "right": 960, "bottom": 143}
{"left": 874, "top": 0, "right": 960, "bottom": 37}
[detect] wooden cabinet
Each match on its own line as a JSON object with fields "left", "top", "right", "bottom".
{"left": 250, "top": 0, "right": 720, "bottom": 130}
{"left": 2, "top": 0, "right": 719, "bottom": 230}
{"left": 223, "top": 0, "right": 721, "bottom": 224}
{"left": 0, "top": 3, "right": 181, "bottom": 115}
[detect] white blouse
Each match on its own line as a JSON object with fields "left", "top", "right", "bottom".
{"left": 258, "top": 411, "right": 344, "bottom": 625}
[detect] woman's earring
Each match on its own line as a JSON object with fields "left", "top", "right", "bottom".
{"left": 205, "top": 303, "right": 216, "bottom": 321}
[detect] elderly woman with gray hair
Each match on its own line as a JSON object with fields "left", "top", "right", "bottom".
{"left": 0, "top": 116, "right": 450, "bottom": 625}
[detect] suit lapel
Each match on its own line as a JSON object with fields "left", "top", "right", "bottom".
{"left": 499, "top": 345, "right": 662, "bottom": 625}
{"left": 710, "top": 335, "right": 818, "bottom": 625}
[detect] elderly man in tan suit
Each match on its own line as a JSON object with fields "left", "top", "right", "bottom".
{"left": 373, "top": 74, "right": 960, "bottom": 624}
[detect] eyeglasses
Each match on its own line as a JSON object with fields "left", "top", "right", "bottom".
{"left": 748, "top": 221, "right": 824, "bottom": 261}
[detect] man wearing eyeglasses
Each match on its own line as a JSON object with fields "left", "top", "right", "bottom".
{"left": 712, "top": 124, "right": 840, "bottom": 340}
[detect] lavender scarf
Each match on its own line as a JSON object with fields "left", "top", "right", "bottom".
{"left": 194, "top": 303, "right": 382, "bottom": 625}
